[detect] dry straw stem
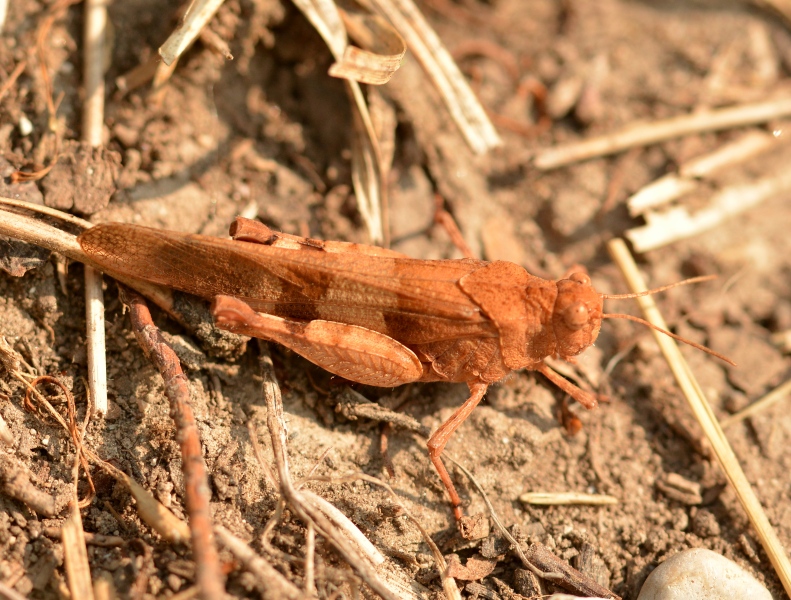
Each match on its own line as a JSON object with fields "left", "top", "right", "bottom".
{"left": 214, "top": 526, "right": 302, "bottom": 600}
{"left": 720, "top": 377, "right": 791, "bottom": 429}
{"left": 519, "top": 492, "right": 619, "bottom": 506}
{"left": 301, "top": 489, "right": 386, "bottom": 566}
{"left": 159, "top": 0, "right": 226, "bottom": 66}
{"left": 62, "top": 459, "right": 95, "bottom": 600}
{"left": 0, "top": 201, "right": 180, "bottom": 324}
{"left": 607, "top": 238, "right": 791, "bottom": 597}
{"left": 0, "top": 581, "right": 28, "bottom": 600}
{"left": 257, "top": 346, "right": 421, "bottom": 600}
{"left": 625, "top": 166, "right": 791, "bottom": 253}
{"left": 308, "top": 473, "right": 459, "bottom": 600}
{"left": 626, "top": 130, "right": 776, "bottom": 216}
{"left": 534, "top": 96, "right": 791, "bottom": 170}
{"left": 361, "top": 0, "right": 502, "bottom": 154}
{"left": 81, "top": 0, "right": 109, "bottom": 414}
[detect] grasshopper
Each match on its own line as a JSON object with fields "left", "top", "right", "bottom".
{"left": 78, "top": 217, "right": 731, "bottom": 521}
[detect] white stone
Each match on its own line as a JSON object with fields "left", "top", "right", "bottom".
{"left": 637, "top": 548, "right": 771, "bottom": 600}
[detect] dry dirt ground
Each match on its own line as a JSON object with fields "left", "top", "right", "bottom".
{"left": 2, "top": 0, "right": 791, "bottom": 598}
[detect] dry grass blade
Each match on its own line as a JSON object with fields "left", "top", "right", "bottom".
{"left": 720, "top": 377, "right": 791, "bottom": 429}
{"left": 607, "top": 238, "right": 791, "bottom": 597}
{"left": 362, "top": 0, "right": 502, "bottom": 154}
{"left": 159, "top": 0, "right": 226, "bottom": 66}
{"left": 290, "top": 0, "right": 393, "bottom": 244}
{"left": 535, "top": 96, "right": 791, "bottom": 170}
{"left": 0, "top": 195, "right": 93, "bottom": 228}
{"left": 301, "top": 490, "right": 385, "bottom": 566}
{"left": 329, "top": 11, "right": 406, "bottom": 85}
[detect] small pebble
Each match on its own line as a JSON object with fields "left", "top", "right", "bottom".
{"left": 637, "top": 548, "right": 771, "bottom": 600}
{"left": 19, "top": 114, "right": 33, "bottom": 136}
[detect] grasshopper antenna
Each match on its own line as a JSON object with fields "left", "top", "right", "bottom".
{"left": 601, "top": 313, "right": 735, "bottom": 366}
{"left": 599, "top": 274, "right": 716, "bottom": 300}
{"left": 600, "top": 274, "right": 735, "bottom": 366}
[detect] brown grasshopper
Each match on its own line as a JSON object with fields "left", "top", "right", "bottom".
{"left": 78, "top": 217, "right": 731, "bottom": 521}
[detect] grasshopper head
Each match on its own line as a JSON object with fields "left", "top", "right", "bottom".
{"left": 553, "top": 272, "right": 603, "bottom": 359}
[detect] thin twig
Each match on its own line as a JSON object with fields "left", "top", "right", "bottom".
{"left": 535, "top": 96, "right": 791, "bottom": 170}
{"left": 607, "top": 238, "right": 791, "bottom": 597}
{"left": 119, "top": 287, "right": 224, "bottom": 600}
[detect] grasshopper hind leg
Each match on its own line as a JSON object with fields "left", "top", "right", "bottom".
{"left": 212, "top": 295, "right": 423, "bottom": 387}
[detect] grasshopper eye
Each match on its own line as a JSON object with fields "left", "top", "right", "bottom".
{"left": 563, "top": 302, "right": 589, "bottom": 330}
{"left": 569, "top": 272, "right": 591, "bottom": 286}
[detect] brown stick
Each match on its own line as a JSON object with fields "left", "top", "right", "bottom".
{"left": 0, "top": 453, "right": 59, "bottom": 516}
{"left": 118, "top": 286, "right": 224, "bottom": 600}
